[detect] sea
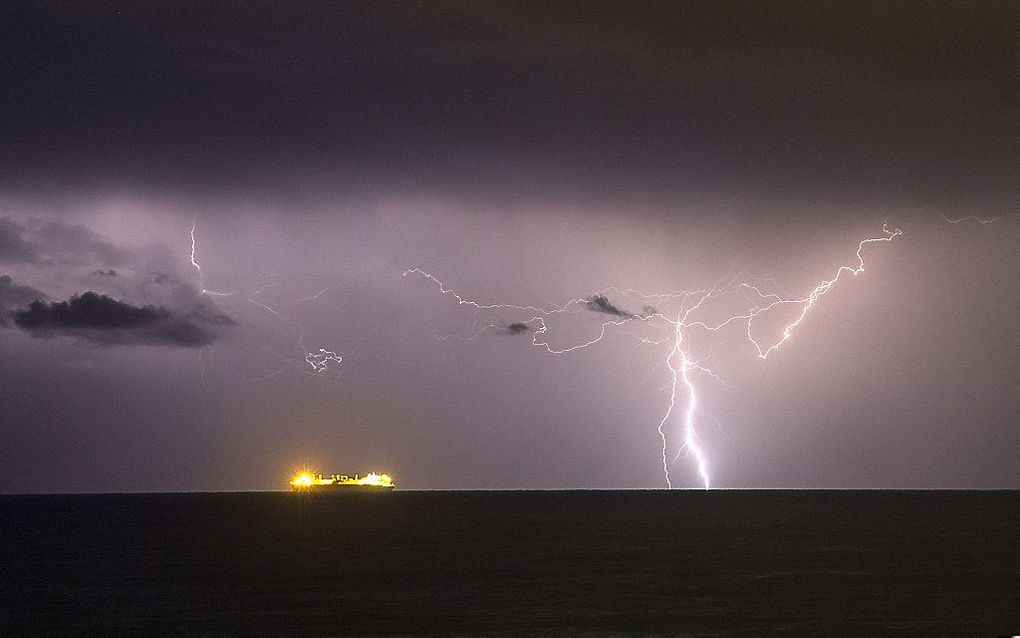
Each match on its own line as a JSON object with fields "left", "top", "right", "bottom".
{"left": 1, "top": 490, "right": 1017, "bottom": 635}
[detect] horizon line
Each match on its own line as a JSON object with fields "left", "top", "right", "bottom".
{"left": 3, "top": 487, "right": 1019, "bottom": 496}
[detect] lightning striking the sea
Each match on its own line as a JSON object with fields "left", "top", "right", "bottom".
{"left": 405, "top": 223, "right": 902, "bottom": 489}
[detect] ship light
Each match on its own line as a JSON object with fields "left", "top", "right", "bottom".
{"left": 356, "top": 473, "right": 393, "bottom": 487}
{"left": 291, "top": 473, "right": 315, "bottom": 487}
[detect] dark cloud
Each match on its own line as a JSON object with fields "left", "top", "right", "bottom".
{"left": 0, "top": 274, "right": 47, "bottom": 326}
{"left": 3, "top": 2, "right": 1018, "bottom": 209}
{"left": 13, "top": 291, "right": 233, "bottom": 347}
{"left": 504, "top": 322, "right": 532, "bottom": 335}
{"left": 92, "top": 269, "right": 119, "bottom": 278}
{"left": 584, "top": 295, "right": 634, "bottom": 319}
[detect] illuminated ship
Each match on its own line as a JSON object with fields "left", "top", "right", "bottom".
{"left": 289, "top": 471, "right": 395, "bottom": 492}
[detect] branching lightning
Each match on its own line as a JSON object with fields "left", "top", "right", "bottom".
{"left": 187, "top": 218, "right": 344, "bottom": 377}
{"left": 405, "top": 223, "right": 902, "bottom": 489}
{"left": 742, "top": 223, "right": 902, "bottom": 359}
{"left": 304, "top": 347, "right": 343, "bottom": 373}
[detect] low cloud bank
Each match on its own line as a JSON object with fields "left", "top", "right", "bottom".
{"left": 14, "top": 292, "right": 233, "bottom": 347}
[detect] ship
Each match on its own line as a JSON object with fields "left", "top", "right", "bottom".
{"left": 289, "top": 471, "right": 395, "bottom": 492}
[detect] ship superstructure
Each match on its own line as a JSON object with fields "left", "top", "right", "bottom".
{"left": 289, "top": 472, "right": 395, "bottom": 492}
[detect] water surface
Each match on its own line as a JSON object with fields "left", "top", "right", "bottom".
{"left": 2, "top": 490, "right": 1017, "bottom": 633}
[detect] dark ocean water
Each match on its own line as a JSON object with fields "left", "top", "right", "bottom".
{"left": 1, "top": 490, "right": 1017, "bottom": 635}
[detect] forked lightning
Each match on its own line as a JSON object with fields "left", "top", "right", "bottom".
{"left": 405, "top": 223, "right": 902, "bottom": 489}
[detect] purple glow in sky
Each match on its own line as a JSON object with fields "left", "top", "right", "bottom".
{"left": 1, "top": 3, "right": 1018, "bottom": 492}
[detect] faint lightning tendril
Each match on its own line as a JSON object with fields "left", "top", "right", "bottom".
{"left": 249, "top": 283, "right": 283, "bottom": 318}
{"left": 297, "top": 289, "right": 327, "bottom": 302}
{"left": 941, "top": 213, "right": 1015, "bottom": 225}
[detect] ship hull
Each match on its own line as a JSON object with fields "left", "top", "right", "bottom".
{"left": 291, "top": 484, "right": 395, "bottom": 493}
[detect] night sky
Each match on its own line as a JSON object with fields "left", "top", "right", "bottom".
{"left": 2, "top": 2, "right": 1018, "bottom": 492}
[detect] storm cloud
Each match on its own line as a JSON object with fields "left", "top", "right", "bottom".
{"left": 504, "top": 322, "right": 532, "bottom": 335}
{"left": 584, "top": 295, "right": 635, "bottom": 319}
{"left": 13, "top": 291, "right": 233, "bottom": 347}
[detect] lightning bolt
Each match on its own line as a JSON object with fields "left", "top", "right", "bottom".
{"left": 190, "top": 217, "right": 232, "bottom": 297}
{"left": 405, "top": 223, "right": 901, "bottom": 489}
{"left": 655, "top": 316, "right": 708, "bottom": 489}
{"left": 189, "top": 217, "right": 200, "bottom": 273}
